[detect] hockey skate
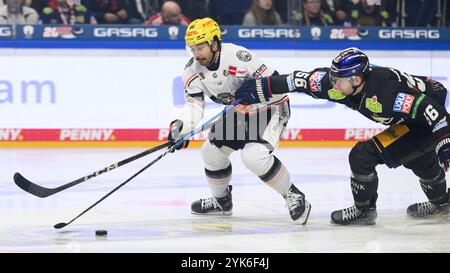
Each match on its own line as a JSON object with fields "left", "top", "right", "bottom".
{"left": 283, "top": 185, "right": 311, "bottom": 225}
{"left": 331, "top": 205, "right": 377, "bottom": 225}
{"left": 191, "top": 186, "right": 233, "bottom": 216}
{"left": 407, "top": 190, "right": 450, "bottom": 218}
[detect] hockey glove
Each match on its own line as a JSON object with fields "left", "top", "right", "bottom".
{"left": 436, "top": 138, "right": 450, "bottom": 172}
{"left": 168, "top": 119, "right": 189, "bottom": 152}
{"left": 234, "top": 78, "right": 272, "bottom": 104}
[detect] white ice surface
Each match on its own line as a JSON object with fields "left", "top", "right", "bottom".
{"left": 1, "top": 147, "right": 449, "bottom": 253}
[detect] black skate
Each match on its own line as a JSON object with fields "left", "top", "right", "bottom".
{"left": 191, "top": 186, "right": 233, "bottom": 215}
{"left": 331, "top": 205, "right": 377, "bottom": 225}
{"left": 283, "top": 185, "right": 311, "bottom": 225}
{"left": 407, "top": 191, "right": 450, "bottom": 218}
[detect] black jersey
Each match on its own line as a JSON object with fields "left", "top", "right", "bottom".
{"left": 271, "top": 66, "right": 450, "bottom": 143}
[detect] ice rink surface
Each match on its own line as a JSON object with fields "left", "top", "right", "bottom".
{"left": 1, "top": 147, "right": 449, "bottom": 253}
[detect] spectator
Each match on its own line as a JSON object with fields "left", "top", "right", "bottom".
{"left": 404, "top": 0, "right": 437, "bottom": 27}
{"left": 26, "top": 0, "right": 48, "bottom": 14}
{"left": 381, "top": 0, "right": 398, "bottom": 26}
{"left": 175, "top": 0, "right": 208, "bottom": 21}
{"left": 242, "top": 0, "right": 283, "bottom": 26}
{"left": 41, "top": 0, "right": 96, "bottom": 24}
{"left": 209, "top": 0, "right": 251, "bottom": 25}
{"left": 350, "top": 0, "right": 391, "bottom": 26}
{"left": 322, "top": 0, "right": 351, "bottom": 25}
{"left": 274, "top": 0, "right": 287, "bottom": 23}
{"left": 146, "top": 0, "right": 190, "bottom": 25}
{"left": 296, "top": 0, "right": 334, "bottom": 26}
{"left": 88, "top": 0, "right": 128, "bottom": 24}
{"left": 0, "top": 0, "right": 39, "bottom": 24}
{"left": 127, "top": 0, "right": 159, "bottom": 24}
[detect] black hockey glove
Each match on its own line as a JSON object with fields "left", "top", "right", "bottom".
{"left": 436, "top": 138, "right": 450, "bottom": 172}
{"left": 168, "top": 119, "right": 189, "bottom": 152}
{"left": 234, "top": 78, "right": 272, "bottom": 104}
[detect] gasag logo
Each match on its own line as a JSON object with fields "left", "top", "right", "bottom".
{"left": 379, "top": 29, "right": 440, "bottom": 39}
{"left": 94, "top": 28, "right": 158, "bottom": 38}
{"left": 238, "top": 28, "right": 300, "bottom": 39}
{"left": 0, "top": 27, "right": 12, "bottom": 37}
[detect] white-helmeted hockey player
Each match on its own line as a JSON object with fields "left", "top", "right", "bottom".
{"left": 167, "top": 17, "right": 311, "bottom": 224}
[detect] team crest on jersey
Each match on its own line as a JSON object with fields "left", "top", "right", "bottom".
{"left": 393, "top": 92, "right": 415, "bottom": 114}
{"left": 365, "top": 96, "right": 382, "bottom": 113}
{"left": 309, "top": 71, "right": 326, "bottom": 92}
{"left": 327, "top": 89, "right": 346, "bottom": 100}
{"left": 236, "top": 50, "right": 252, "bottom": 62}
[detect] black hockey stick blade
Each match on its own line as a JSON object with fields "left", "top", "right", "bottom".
{"left": 54, "top": 222, "right": 67, "bottom": 229}
{"left": 13, "top": 141, "right": 173, "bottom": 198}
{"left": 14, "top": 172, "right": 53, "bottom": 198}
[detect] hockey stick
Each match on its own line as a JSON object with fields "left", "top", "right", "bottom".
{"left": 13, "top": 141, "right": 173, "bottom": 198}
{"left": 54, "top": 99, "right": 241, "bottom": 229}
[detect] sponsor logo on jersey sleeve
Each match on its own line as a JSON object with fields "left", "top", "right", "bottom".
{"left": 433, "top": 116, "right": 448, "bottom": 133}
{"left": 286, "top": 74, "right": 296, "bottom": 91}
{"left": 227, "top": 66, "right": 237, "bottom": 76}
{"left": 371, "top": 114, "right": 394, "bottom": 125}
{"left": 393, "top": 92, "right": 415, "bottom": 114}
{"left": 252, "top": 64, "right": 268, "bottom": 78}
{"left": 227, "top": 66, "right": 247, "bottom": 77}
{"left": 365, "top": 96, "right": 383, "bottom": 113}
{"left": 308, "top": 71, "right": 326, "bottom": 92}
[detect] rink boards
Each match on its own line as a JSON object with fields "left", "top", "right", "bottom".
{"left": 0, "top": 48, "right": 448, "bottom": 148}
{"left": 0, "top": 128, "right": 384, "bottom": 147}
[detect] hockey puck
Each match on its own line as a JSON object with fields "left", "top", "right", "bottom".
{"left": 95, "top": 230, "right": 107, "bottom": 236}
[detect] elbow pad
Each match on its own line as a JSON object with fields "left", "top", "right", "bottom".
{"left": 180, "top": 97, "right": 204, "bottom": 135}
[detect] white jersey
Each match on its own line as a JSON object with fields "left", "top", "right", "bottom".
{"left": 183, "top": 43, "right": 288, "bottom": 107}
{"left": 179, "top": 43, "right": 289, "bottom": 135}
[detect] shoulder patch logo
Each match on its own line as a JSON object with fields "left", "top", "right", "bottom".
{"left": 327, "top": 89, "right": 346, "bottom": 100}
{"left": 365, "top": 96, "right": 383, "bottom": 113}
{"left": 236, "top": 50, "right": 252, "bottom": 62}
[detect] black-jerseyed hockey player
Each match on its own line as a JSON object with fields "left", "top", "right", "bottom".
{"left": 233, "top": 47, "right": 450, "bottom": 225}
{"left": 167, "top": 18, "right": 311, "bottom": 224}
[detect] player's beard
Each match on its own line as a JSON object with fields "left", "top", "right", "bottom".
{"left": 196, "top": 57, "right": 209, "bottom": 66}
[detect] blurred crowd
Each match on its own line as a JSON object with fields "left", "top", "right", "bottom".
{"left": 0, "top": 0, "right": 447, "bottom": 27}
